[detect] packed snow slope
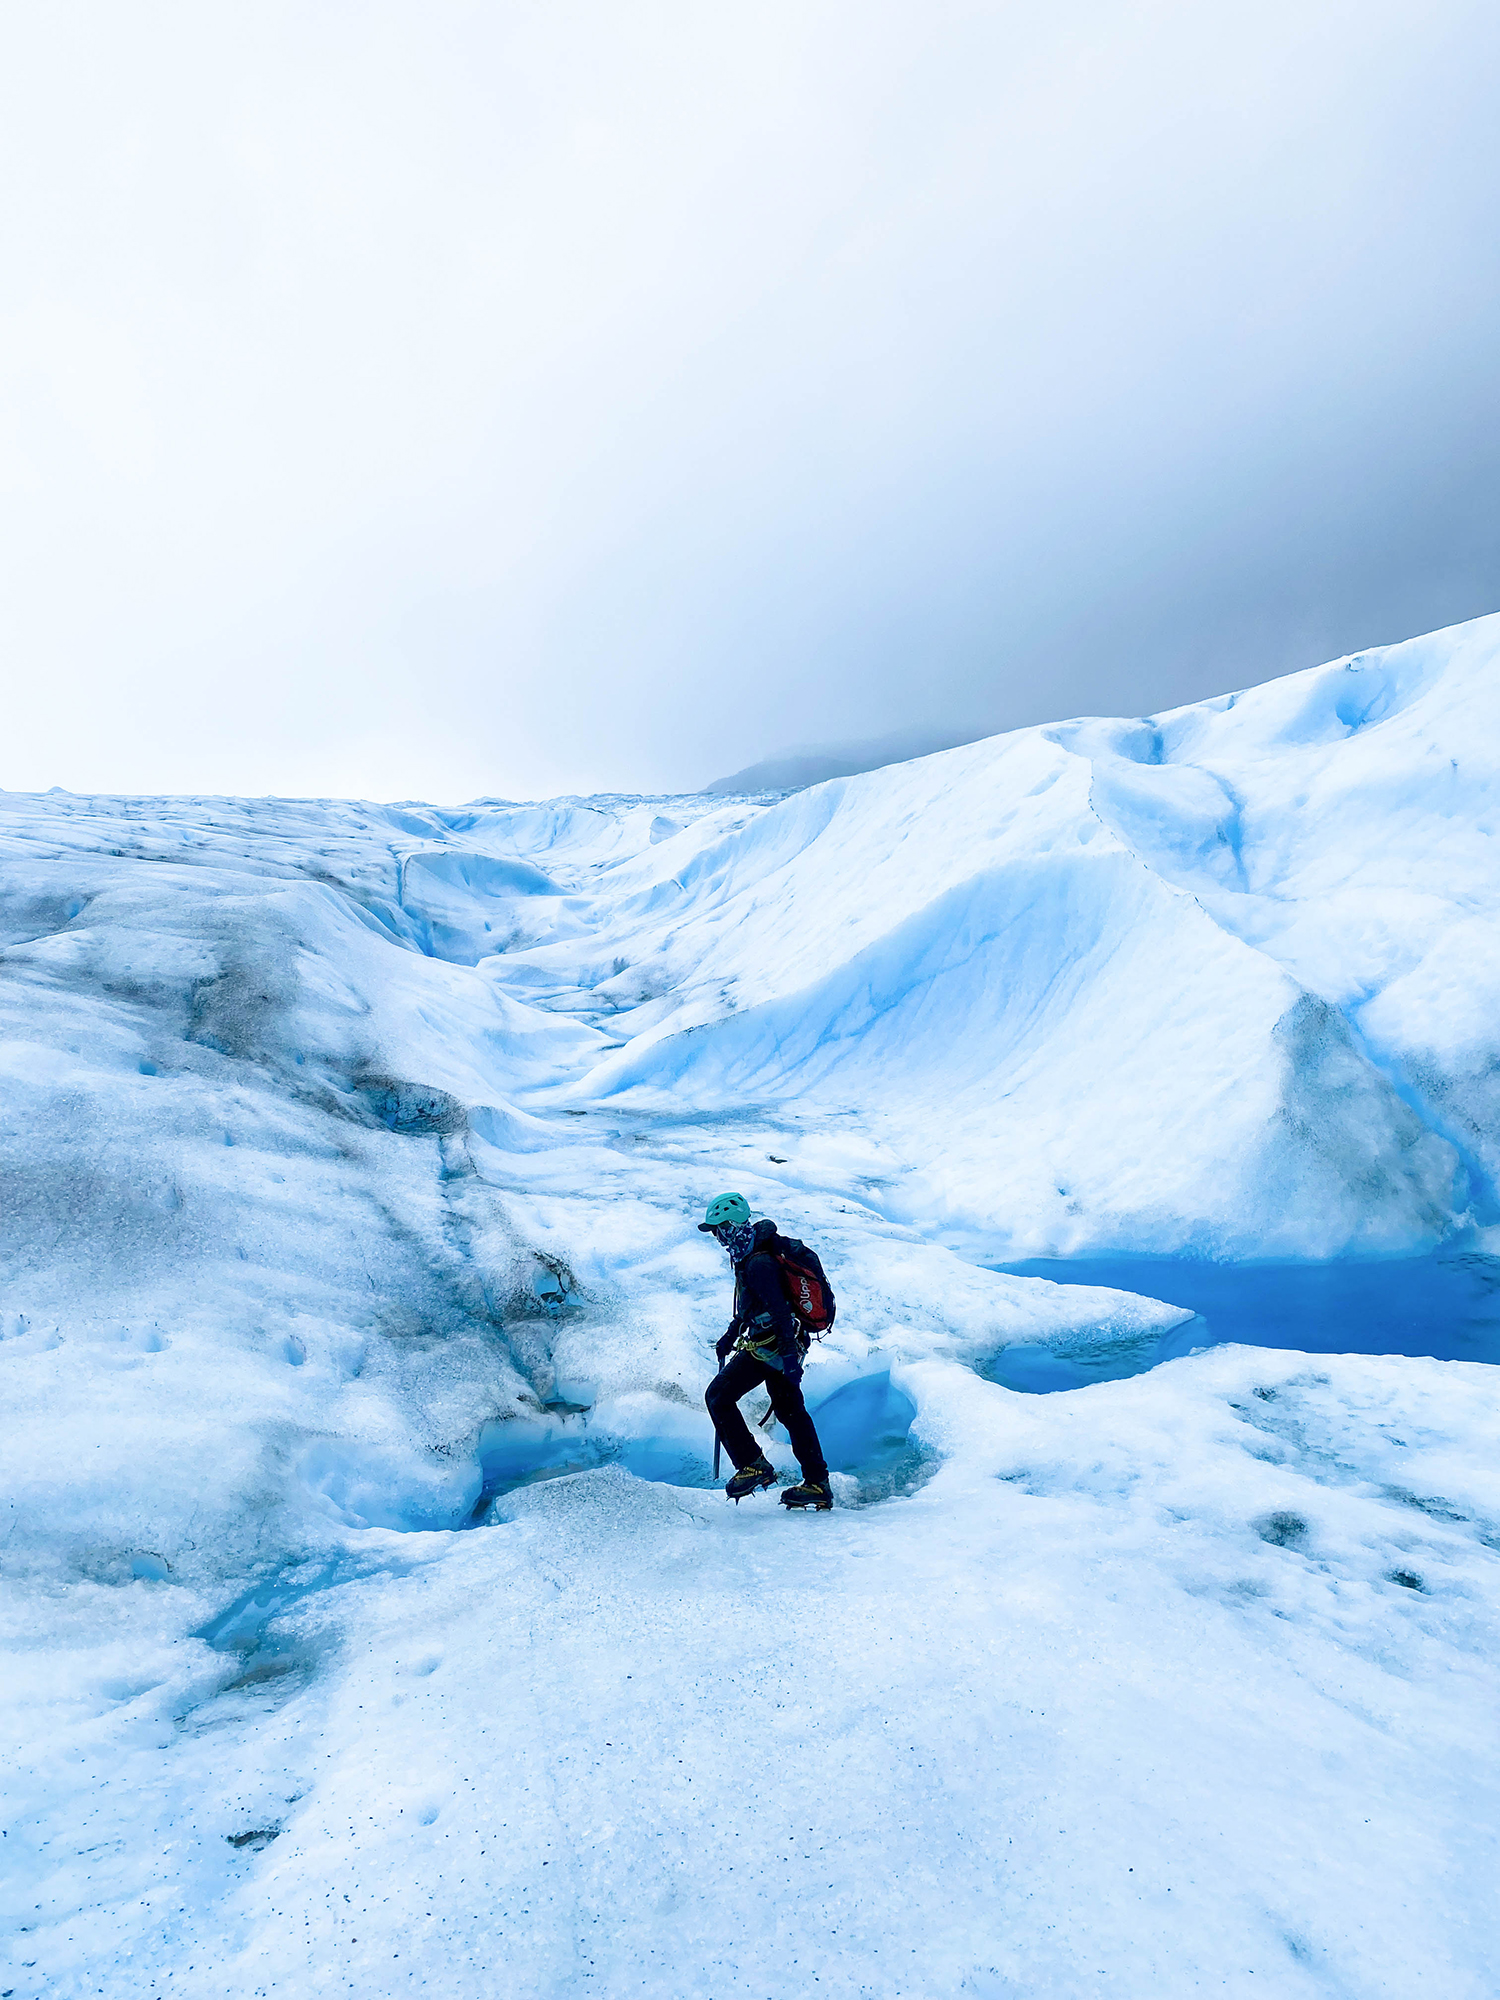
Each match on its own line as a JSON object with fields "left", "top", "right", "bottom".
{"left": 3, "top": 612, "right": 1499, "bottom": 1998}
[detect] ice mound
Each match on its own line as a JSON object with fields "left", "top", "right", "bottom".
{"left": 473, "top": 612, "right": 1500, "bottom": 1260}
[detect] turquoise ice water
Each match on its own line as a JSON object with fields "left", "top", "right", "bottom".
{"left": 986, "top": 1252, "right": 1500, "bottom": 1393}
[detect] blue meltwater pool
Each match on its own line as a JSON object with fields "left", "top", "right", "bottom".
{"left": 984, "top": 1251, "right": 1500, "bottom": 1393}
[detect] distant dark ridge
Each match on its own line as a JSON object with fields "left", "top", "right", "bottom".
{"left": 703, "top": 724, "right": 987, "bottom": 796}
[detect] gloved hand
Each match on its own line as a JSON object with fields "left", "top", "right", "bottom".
{"left": 781, "top": 1351, "right": 803, "bottom": 1387}
{"left": 715, "top": 1329, "right": 738, "bottom": 1362}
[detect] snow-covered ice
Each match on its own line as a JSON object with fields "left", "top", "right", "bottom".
{"left": 3, "top": 615, "right": 1500, "bottom": 1995}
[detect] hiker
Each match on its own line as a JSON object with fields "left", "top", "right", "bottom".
{"left": 699, "top": 1192, "right": 833, "bottom": 1511}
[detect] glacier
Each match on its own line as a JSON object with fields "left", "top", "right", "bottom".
{"left": 2, "top": 615, "right": 1499, "bottom": 1996}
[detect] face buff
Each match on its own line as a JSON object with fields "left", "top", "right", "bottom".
{"left": 720, "top": 1219, "right": 758, "bottom": 1264}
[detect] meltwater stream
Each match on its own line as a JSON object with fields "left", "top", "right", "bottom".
{"left": 987, "top": 1252, "right": 1500, "bottom": 1394}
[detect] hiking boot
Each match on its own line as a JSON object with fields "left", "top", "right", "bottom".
{"left": 780, "top": 1477, "right": 833, "bottom": 1511}
{"left": 725, "top": 1456, "right": 777, "bottom": 1502}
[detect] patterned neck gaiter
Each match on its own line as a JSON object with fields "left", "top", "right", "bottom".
{"left": 722, "top": 1219, "right": 759, "bottom": 1264}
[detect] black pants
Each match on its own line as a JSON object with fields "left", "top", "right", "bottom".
{"left": 706, "top": 1349, "right": 828, "bottom": 1484}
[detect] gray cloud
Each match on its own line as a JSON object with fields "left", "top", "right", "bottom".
{"left": 2, "top": 1, "right": 1497, "bottom": 801}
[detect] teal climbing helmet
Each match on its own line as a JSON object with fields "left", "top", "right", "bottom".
{"left": 698, "top": 1192, "right": 751, "bottom": 1232}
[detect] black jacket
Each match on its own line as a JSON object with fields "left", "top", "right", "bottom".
{"left": 730, "top": 1219, "right": 805, "bottom": 1372}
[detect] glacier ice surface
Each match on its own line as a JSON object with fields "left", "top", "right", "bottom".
{"left": 4, "top": 615, "right": 1500, "bottom": 1995}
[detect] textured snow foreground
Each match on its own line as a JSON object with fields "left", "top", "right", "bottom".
{"left": 3, "top": 616, "right": 1500, "bottom": 1996}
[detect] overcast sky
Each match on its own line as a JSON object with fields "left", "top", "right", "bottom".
{"left": 3, "top": 1, "right": 1498, "bottom": 801}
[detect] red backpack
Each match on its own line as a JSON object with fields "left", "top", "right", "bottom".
{"left": 771, "top": 1234, "right": 837, "bottom": 1337}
